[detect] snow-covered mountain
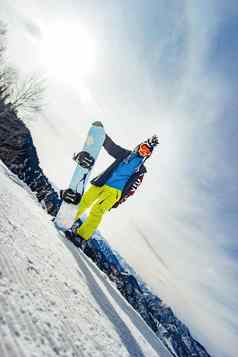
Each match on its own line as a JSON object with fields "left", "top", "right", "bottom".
{"left": 0, "top": 162, "right": 172, "bottom": 357}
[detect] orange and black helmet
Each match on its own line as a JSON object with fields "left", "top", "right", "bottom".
{"left": 137, "top": 143, "right": 152, "bottom": 157}
{"left": 137, "top": 135, "right": 159, "bottom": 157}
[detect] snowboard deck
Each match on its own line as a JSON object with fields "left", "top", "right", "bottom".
{"left": 54, "top": 122, "right": 105, "bottom": 231}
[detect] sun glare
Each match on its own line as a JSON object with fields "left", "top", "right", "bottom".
{"left": 39, "top": 22, "right": 97, "bottom": 81}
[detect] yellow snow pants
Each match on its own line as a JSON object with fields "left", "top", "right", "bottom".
{"left": 74, "top": 184, "right": 121, "bottom": 240}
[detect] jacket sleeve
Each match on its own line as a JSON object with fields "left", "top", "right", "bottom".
{"left": 103, "top": 134, "right": 131, "bottom": 160}
{"left": 113, "top": 172, "right": 145, "bottom": 208}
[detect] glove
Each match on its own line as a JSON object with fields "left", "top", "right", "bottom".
{"left": 112, "top": 201, "right": 120, "bottom": 209}
{"left": 146, "top": 135, "right": 159, "bottom": 149}
{"left": 73, "top": 151, "right": 95, "bottom": 169}
{"left": 60, "top": 188, "right": 82, "bottom": 205}
{"left": 112, "top": 194, "right": 129, "bottom": 208}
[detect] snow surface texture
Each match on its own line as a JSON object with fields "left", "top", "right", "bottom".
{"left": 0, "top": 162, "right": 172, "bottom": 357}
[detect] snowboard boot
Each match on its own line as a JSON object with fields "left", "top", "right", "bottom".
{"left": 71, "top": 218, "right": 83, "bottom": 233}
{"left": 65, "top": 219, "right": 87, "bottom": 251}
{"left": 64, "top": 229, "right": 76, "bottom": 240}
{"left": 64, "top": 219, "right": 82, "bottom": 239}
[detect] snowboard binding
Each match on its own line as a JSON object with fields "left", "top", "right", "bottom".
{"left": 60, "top": 188, "right": 82, "bottom": 205}
{"left": 73, "top": 151, "right": 95, "bottom": 169}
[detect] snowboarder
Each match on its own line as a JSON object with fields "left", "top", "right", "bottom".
{"left": 64, "top": 132, "right": 159, "bottom": 248}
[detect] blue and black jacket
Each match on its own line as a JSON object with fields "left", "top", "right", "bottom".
{"left": 91, "top": 135, "right": 147, "bottom": 207}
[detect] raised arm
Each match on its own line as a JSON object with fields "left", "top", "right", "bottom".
{"left": 103, "top": 134, "right": 131, "bottom": 160}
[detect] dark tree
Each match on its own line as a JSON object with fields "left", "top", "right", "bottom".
{"left": 0, "top": 22, "right": 45, "bottom": 121}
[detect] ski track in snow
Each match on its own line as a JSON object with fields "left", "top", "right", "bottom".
{"left": 0, "top": 163, "right": 172, "bottom": 357}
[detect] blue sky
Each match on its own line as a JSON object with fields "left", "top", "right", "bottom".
{"left": 1, "top": 1, "right": 238, "bottom": 356}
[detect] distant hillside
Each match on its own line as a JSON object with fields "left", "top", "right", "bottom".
{"left": 0, "top": 101, "right": 60, "bottom": 216}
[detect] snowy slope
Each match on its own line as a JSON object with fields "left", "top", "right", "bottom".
{"left": 0, "top": 162, "right": 172, "bottom": 357}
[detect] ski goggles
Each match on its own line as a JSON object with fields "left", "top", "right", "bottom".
{"left": 137, "top": 143, "right": 152, "bottom": 157}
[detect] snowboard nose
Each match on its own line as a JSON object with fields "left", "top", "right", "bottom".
{"left": 93, "top": 121, "right": 103, "bottom": 127}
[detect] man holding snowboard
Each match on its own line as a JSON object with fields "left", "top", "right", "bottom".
{"left": 63, "top": 132, "right": 159, "bottom": 247}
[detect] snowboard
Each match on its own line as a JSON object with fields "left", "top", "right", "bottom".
{"left": 54, "top": 121, "right": 105, "bottom": 231}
